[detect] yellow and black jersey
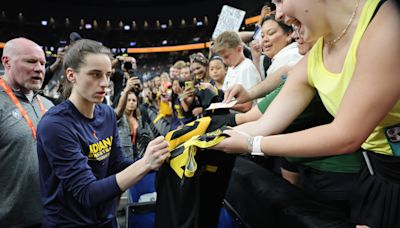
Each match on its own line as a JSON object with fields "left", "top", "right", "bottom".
{"left": 155, "top": 114, "right": 236, "bottom": 228}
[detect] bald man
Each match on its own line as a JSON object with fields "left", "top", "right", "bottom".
{"left": 0, "top": 38, "right": 53, "bottom": 227}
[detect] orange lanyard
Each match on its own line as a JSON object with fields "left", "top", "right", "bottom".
{"left": 0, "top": 79, "right": 46, "bottom": 140}
{"left": 132, "top": 126, "right": 137, "bottom": 145}
{"left": 128, "top": 116, "right": 137, "bottom": 145}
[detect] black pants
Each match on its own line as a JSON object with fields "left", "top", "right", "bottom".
{"left": 224, "top": 157, "right": 354, "bottom": 228}
{"left": 350, "top": 151, "right": 400, "bottom": 228}
{"left": 296, "top": 165, "right": 358, "bottom": 214}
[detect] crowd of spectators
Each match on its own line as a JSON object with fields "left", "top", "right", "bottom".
{"left": 1, "top": 1, "right": 399, "bottom": 227}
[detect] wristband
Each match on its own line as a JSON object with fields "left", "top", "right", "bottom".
{"left": 247, "top": 136, "right": 254, "bottom": 153}
{"left": 251, "top": 136, "right": 263, "bottom": 156}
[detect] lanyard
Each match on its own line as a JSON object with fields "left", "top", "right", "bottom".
{"left": 128, "top": 116, "right": 137, "bottom": 145}
{"left": 0, "top": 78, "right": 46, "bottom": 140}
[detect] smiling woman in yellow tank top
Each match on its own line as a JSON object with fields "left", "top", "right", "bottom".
{"left": 213, "top": 0, "right": 400, "bottom": 227}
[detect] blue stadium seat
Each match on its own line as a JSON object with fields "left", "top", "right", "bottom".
{"left": 217, "top": 200, "right": 248, "bottom": 228}
{"left": 126, "top": 171, "right": 157, "bottom": 228}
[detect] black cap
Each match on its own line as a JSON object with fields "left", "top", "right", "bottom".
{"left": 69, "top": 32, "right": 82, "bottom": 42}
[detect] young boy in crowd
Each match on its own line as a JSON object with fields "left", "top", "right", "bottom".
{"left": 212, "top": 31, "right": 261, "bottom": 93}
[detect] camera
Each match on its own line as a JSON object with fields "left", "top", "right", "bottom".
{"left": 123, "top": 61, "right": 133, "bottom": 71}
{"left": 123, "top": 61, "right": 138, "bottom": 78}
{"left": 127, "top": 69, "right": 138, "bottom": 78}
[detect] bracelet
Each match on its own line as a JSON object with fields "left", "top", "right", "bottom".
{"left": 251, "top": 136, "right": 263, "bottom": 156}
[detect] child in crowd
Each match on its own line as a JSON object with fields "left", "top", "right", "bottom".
{"left": 208, "top": 55, "right": 227, "bottom": 90}
{"left": 212, "top": 31, "right": 261, "bottom": 112}
{"left": 212, "top": 31, "right": 261, "bottom": 92}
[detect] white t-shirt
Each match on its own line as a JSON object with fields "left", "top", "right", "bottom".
{"left": 222, "top": 58, "right": 261, "bottom": 91}
{"left": 266, "top": 42, "right": 303, "bottom": 77}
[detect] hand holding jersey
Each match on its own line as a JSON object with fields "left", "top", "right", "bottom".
{"left": 212, "top": 128, "right": 251, "bottom": 154}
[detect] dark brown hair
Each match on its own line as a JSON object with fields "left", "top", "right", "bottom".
{"left": 61, "top": 39, "right": 113, "bottom": 98}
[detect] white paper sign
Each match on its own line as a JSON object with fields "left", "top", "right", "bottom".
{"left": 212, "top": 5, "right": 246, "bottom": 40}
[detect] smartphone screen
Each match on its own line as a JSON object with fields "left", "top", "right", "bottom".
{"left": 185, "top": 81, "right": 194, "bottom": 90}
